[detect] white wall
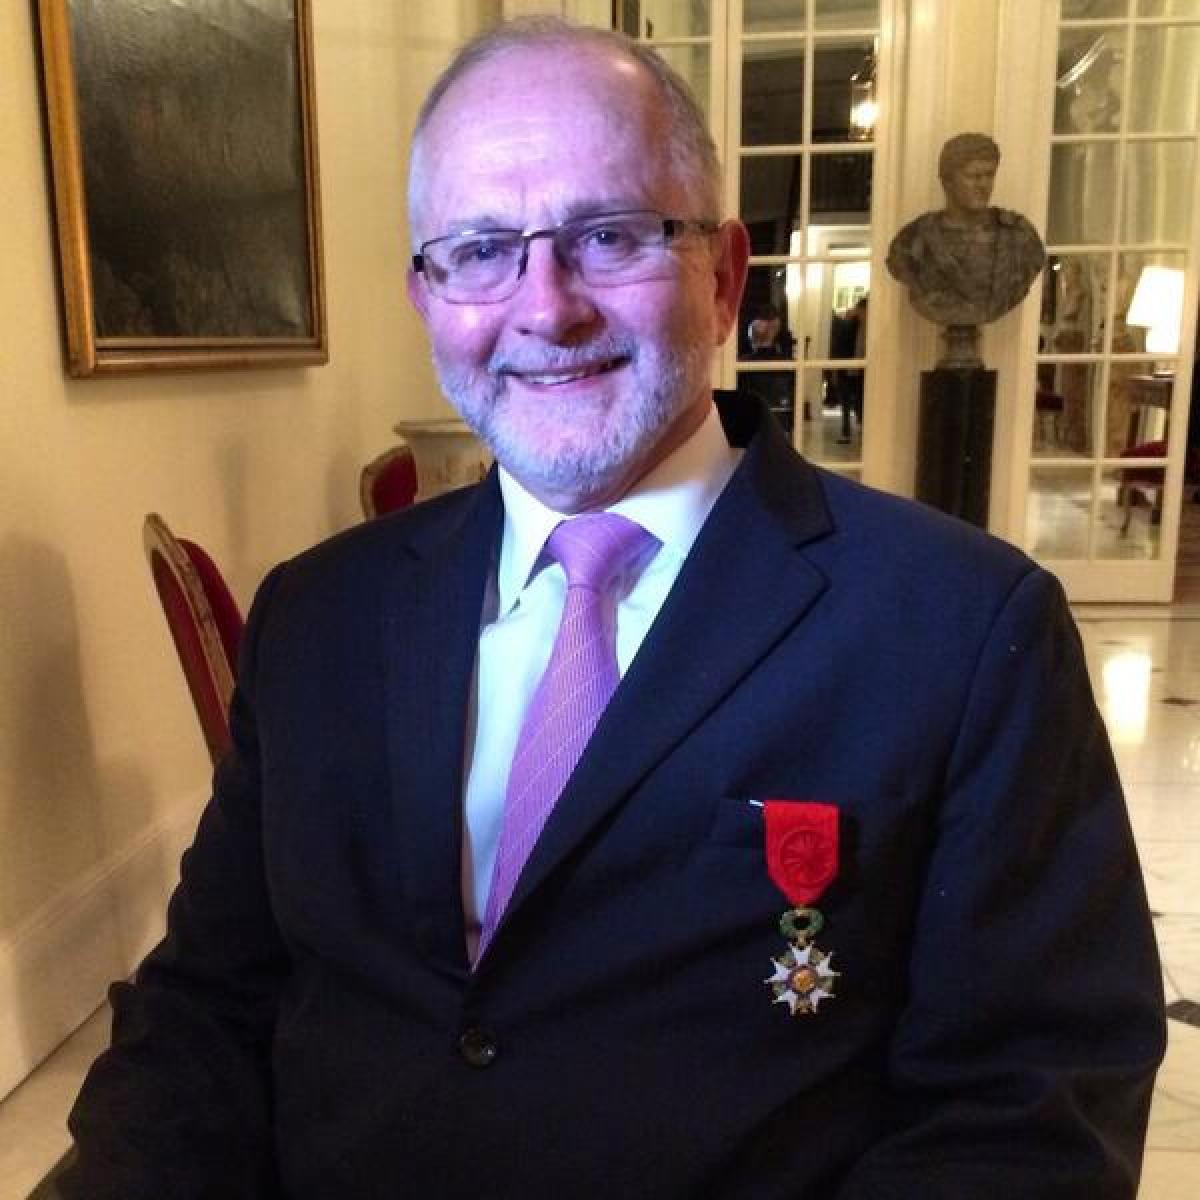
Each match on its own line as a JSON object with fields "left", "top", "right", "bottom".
{"left": 0, "top": 0, "right": 491, "bottom": 1101}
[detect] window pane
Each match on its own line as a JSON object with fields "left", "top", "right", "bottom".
{"left": 612, "top": 0, "right": 711, "bottom": 38}
{"left": 1054, "top": 28, "right": 1124, "bottom": 135}
{"left": 800, "top": 366, "right": 864, "bottom": 460}
{"left": 742, "top": 40, "right": 805, "bottom": 145}
{"left": 1027, "top": 468, "right": 1093, "bottom": 558}
{"left": 829, "top": 259, "right": 871, "bottom": 321}
{"left": 806, "top": 229, "right": 871, "bottom": 258}
{"left": 738, "top": 265, "right": 800, "bottom": 361}
{"left": 814, "top": 0, "right": 879, "bottom": 29}
{"left": 1116, "top": 251, "right": 1187, "bottom": 358}
{"left": 655, "top": 44, "right": 711, "bottom": 122}
{"left": 1122, "top": 141, "right": 1194, "bottom": 244}
{"left": 1047, "top": 142, "right": 1117, "bottom": 245}
{"left": 810, "top": 152, "right": 872, "bottom": 225}
{"left": 741, "top": 155, "right": 803, "bottom": 253}
{"left": 739, "top": 367, "right": 798, "bottom": 436}
{"left": 1139, "top": 0, "right": 1200, "bottom": 16}
{"left": 1032, "top": 359, "right": 1102, "bottom": 457}
{"left": 805, "top": 262, "right": 869, "bottom": 357}
{"left": 1097, "top": 467, "right": 1164, "bottom": 559}
{"left": 813, "top": 39, "right": 875, "bottom": 143}
{"left": 1130, "top": 26, "right": 1200, "bottom": 134}
{"left": 744, "top": 0, "right": 806, "bottom": 34}
{"left": 1062, "top": 0, "right": 1127, "bottom": 14}
{"left": 1106, "top": 362, "right": 1173, "bottom": 456}
{"left": 1040, "top": 253, "right": 1110, "bottom": 355}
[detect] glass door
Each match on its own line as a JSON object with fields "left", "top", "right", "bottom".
{"left": 596, "top": 0, "right": 891, "bottom": 484}
{"left": 730, "top": 0, "right": 883, "bottom": 480}
{"left": 610, "top": 1, "right": 721, "bottom": 121}
{"left": 1021, "top": 0, "right": 1199, "bottom": 601}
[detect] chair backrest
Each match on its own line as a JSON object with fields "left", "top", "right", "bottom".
{"left": 360, "top": 444, "right": 418, "bottom": 518}
{"left": 143, "top": 513, "right": 244, "bottom": 765}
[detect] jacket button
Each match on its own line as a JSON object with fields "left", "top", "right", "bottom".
{"left": 459, "top": 1027, "right": 498, "bottom": 1068}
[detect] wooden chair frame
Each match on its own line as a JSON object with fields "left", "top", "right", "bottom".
{"left": 143, "top": 513, "right": 239, "bottom": 763}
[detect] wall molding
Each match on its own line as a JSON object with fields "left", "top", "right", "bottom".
{"left": 0, "top": 792, "right": 205, "bottom": 1103}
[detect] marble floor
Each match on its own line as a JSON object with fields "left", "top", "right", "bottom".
{"left": 1073, "top": 604, "right": 1200, "bottom": 1198}
{"left": 1, "top": 607, "right": 1198, "bottom": 1197}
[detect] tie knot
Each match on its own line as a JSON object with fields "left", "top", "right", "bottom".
{"left": 545, "top": 513, "right": 656, "bottom": 593}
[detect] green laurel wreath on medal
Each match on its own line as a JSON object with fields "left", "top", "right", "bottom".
{"left": 765, "top": 904, "right": 839, "bottom": 1016}
{"left": 779, "top": 906, "right": 824, "bottom": 945}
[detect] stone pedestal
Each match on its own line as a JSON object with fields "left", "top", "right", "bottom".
{"left": 915, "top": 368, "right": 996, "bottom": 529}
{"left": 392, "top": 418, "right": 491, "bottom": 502}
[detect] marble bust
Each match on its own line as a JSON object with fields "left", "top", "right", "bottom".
{"left": 887, "top": 133, "right": 1045, "bottom": 366}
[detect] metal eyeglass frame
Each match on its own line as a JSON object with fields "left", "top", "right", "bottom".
{"left": 411, "top": 209, "right": 719, "bottom": 304}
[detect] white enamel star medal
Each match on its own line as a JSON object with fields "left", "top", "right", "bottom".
{"left": 761, "top": 800, "right": 841, "bottom": 1017}
{"left": 765, "top": 907, "right": 839, "bottom": 1015}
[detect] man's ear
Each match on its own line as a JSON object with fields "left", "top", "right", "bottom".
{"left": 406, "top": 268, "right": 431, "bottom": 321}
{"left": 711, "top": 219, "right": 751, "bottom": 345}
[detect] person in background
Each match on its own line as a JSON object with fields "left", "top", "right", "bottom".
{"left": 743, "top": 303, "right": 796, "bottom": 435}
{"left": 62, "top": 18, "right": 1163, "bottom": 1199}
{"left": 745, "top": 303, "right": 788, "bottom": 358}
{"left": 829, "top": 294, "right": 867, "bottom": 443}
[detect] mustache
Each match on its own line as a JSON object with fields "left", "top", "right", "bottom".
{"left": 490, "top": 338, "right": 636, "bottom": 375}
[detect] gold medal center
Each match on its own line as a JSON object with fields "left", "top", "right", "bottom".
{"left": 788, "top": 965, "right": 819, "bottom": 995}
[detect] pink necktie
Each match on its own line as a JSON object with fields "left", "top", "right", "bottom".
{"left": 479, "top": 513, "right": 657, "bottom": 955}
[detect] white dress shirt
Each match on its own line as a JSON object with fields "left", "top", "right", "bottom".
{"left": 461, "top": 403, "right": 742, "bottom": 950}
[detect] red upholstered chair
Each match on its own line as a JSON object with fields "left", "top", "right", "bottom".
{"left": 360, "top": 444, "right": 418, "bottom": 518}
{"left": 143, "top": 513, "right": 244, "bottom": 765}
{"left": 1117, "top": 440, "right": 1167, "bottom": 535}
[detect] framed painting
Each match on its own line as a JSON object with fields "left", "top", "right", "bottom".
{"left": 35, "top": 0, "right": 327, "bottom": 376}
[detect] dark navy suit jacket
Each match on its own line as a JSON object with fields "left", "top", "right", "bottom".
{"left": 65, "top": 393, "right": 1164, "bottom": 1198}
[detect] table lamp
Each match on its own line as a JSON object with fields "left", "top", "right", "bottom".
{"left": 1126, "top": 265, "right": 1184, "bottom": 373}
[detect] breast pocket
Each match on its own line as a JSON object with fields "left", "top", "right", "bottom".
{"left": 704, "top": 793, "right": 912, "bottom": 905}
{"left": 706, "top": 794, "right": 771, "bottom": 848}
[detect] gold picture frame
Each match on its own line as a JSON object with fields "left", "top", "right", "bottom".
{"left": 36, "top": 0, "right": 327, "bottom": 376}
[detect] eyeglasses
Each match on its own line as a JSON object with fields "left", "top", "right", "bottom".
{"left": 412, "top": 209, "right": 719, "bottom": 305}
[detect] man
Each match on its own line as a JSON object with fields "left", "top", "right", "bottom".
{"left": 828, "top": 295, "right": 867, "bottom": 443}
{"left": 742, "top": 303, "right": 796, "bottom": 435}
{"left": 887, "top": 132, "right": 1045, "bottom": 331}
{"left": 745, "top": 304, "right": 788, "bottom": 358}
{"left": 63, "top": 19, "right": 1163, "bottom": 1199}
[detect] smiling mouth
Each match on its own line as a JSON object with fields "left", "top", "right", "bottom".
{"left": 507, "top": 357, "right": 627, "bottom": 386}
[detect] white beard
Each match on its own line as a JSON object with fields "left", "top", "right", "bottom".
{"left": 433, "top": 336, "right": 712, "bottom": 504}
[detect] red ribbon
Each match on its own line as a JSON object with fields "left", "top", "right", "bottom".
{"left": 764, "top": 801, "right": 839, "bottom": 906}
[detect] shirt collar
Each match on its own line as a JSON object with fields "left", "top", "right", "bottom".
{"left": 494, "top": 403, "right": 741, "bottom": 617}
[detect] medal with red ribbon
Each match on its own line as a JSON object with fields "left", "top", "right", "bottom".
{"left": 762, "top": 800, "right": 840, "bottom": 1016}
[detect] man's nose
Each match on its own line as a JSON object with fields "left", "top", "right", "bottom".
{"left": 509, "top": 237, "right": 599, "bottom": 340}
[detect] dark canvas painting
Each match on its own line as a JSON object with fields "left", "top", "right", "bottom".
{"left": 37, "top": 0, "right": 326, "bottom": 374}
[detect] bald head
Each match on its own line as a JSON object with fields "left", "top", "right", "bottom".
{"left": 407, "top": 17, "right": 722, "bottom": 246}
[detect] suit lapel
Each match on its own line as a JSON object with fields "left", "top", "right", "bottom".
{"left": 500, "top": 398, "right": 833, "bottom": 930}
{"left": 384, "top": 476, "right": 502, "bottom": 972}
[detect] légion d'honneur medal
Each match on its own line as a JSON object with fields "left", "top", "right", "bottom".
{"left": 762, "top": 800, "right": 840, "bottom": 1016}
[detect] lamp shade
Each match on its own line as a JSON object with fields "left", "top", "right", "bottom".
{"left": 1126, "top": 265, "right": 1184, "bottom": 355}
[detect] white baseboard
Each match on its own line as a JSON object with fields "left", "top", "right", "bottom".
{"left": 0, "top": 793, "right": 206, "bottom": 1104}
